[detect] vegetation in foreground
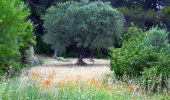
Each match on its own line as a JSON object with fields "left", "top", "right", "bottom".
{"left": 0, "top": 71, "right": 169, "bottom": 100}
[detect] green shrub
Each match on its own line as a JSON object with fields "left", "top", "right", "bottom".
{"left": 110, "top": 25, "right": 149, "bottom": 76}
{"left": 0, "top": 0, "right": 34, "bottom": 74}
{"left": 110, "top": 26, "right": 170, "bottom": 92}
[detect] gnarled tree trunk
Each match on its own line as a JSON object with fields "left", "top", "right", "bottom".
{"left": 89, "top": 49, "right": 94, "bottom": 62}
{"left": 53, "top": 51, "right": 57, "bottom": 59}
{"left": 75, "top": 48, "right": 88, "bottom": 65}
{"left": 75, "top": 54, "right": 87, "bottom": 66}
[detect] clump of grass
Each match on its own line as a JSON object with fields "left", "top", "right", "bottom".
{"left": 0, "top": 78, "right": 55, "bottom": 100}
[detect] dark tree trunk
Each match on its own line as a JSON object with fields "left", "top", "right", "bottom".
{"left": 53, "top": 51, "right": 57, "bottom": 58}
{"left": 75, "top": 48, "right": 87, "bottom": 66}
{"left": 75, "top": 54, "right": 87, "bottom": 66}
{"left": 20, "top": 49, "right": 28, "bottom": 64}
{"left": 90, "top": 50, "right": 94, "bottom": 62}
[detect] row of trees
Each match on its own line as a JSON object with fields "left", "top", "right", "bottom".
{"left": 115, "top": 0, "right": 170, "bottom": 31}
{"left": 1, "top": 0, "right": 170, "bottom": 70}
{"left": 110, "top": 0, "right": 170, "bottom": 10}
{"left": 24, "top": 0, "right": 170, "bottom": 56}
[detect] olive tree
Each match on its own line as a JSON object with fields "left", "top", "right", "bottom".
{"left": 43, "top": 1, "right": 124, "bottom": 65}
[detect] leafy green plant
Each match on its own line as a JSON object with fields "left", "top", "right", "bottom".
{"left": 0, "top": 0, "right": 34, "bottom": 74}
{"left": 110, "top": 26, "right": 170, "bottom": 92}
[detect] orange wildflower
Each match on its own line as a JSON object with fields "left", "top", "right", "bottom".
{"left": 89, "top": 78, "right": 99, "bottom": 85}
{"left": 31, "top": 71, "right": 40, "bottom": 79}
{"left": 56, "top": 81, "right": 65, "bottom": 87}
{"left": 128, "top": 84, "right": 141, "bottom": 91}
{"left": 41, "top": 79, "right": 52, "bottom": 86}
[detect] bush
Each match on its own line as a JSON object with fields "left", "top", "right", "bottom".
{"left": 0, "top": 0, "right": 34, "bottom": 74}
{"left": 110, "top": 26, "right": 170, "bottom": 92}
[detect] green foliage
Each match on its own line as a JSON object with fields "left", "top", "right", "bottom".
{"left": 160, "top": 6, "right": 170, "bottom": 32}
{"left": 161, "top": 6, "right": 170, "bottom": 21}
{"left": 111, "top": 1, "right": 170, "bottom": 33}
{"left": 24, "top": 0, "right": 70, "bottom": 55}
{"left": 110, "top": 0, "right": 161, "bottom": 10}
{"left": 118, "top": 7, "right": 160, "bottom": 29}
{"left": 19, "top": 21, "right": 35, "bottom": 64}
{"left": 0, "top": 0, "right": 34, "bottom": 74}
{"left": 25, "top": 0, "right": 69, "bottom": 16}
{"left": 43, "top": 1, "right": 124, "bottom": 56}
{"left": 111, "top": 25, "right": 145, "bottom": 75}
{"left": 94, "top": 49, "right": 108, "bottom": 59}
{"left": 110, "top": 26, "right": 170, "bottom": 92}
{"left": 145, "top": 27, "right": 170, "bottom": 52}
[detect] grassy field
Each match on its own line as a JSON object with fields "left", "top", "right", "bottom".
{"left": 0, "top": 73, "right": 169, "bottom": 100}
{"left": 0, "top": 57, "right": 169, "bottom": 100}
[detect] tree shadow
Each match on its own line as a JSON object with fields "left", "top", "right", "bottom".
{"left": 42, "top": 63, "right": 108, "bottom": 68}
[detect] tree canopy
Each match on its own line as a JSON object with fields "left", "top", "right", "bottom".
{"left": 43, "top": 1, "right": 124, "bottom": 64}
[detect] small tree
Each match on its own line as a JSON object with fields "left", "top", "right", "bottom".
{"left": 0, "top": 0, "right": 34, "bottom": 74}
{"left": 43, "top": 1, "right": 124, "bottom": 65}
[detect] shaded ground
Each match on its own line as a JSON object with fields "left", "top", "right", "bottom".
{"left": 25, "top": 56, "right": 111, "bottom": 82}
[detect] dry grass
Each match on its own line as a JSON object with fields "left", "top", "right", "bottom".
{"left": 1, "top": 56, "right": 169, "bottom": 100}
{"left": 21, "top": 56, "right": 111, "bottom": 83}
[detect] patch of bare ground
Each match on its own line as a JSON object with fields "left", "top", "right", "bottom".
{"left": 22, "top": 56, "right": 111, "bottom": 82}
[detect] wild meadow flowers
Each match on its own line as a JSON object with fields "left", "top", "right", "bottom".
{"left": 0, "top": 70, "right": 169, "bottom": 100}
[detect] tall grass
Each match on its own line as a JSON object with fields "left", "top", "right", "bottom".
{"left": 0, "top": 76, "right": 169, "bottom": 100}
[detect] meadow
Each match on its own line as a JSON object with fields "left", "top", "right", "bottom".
{"left": 1, "top": 0, "right": 170, "bottom": 99}
{"left": 0, "top": 62, "right": 169, "bottom": 100}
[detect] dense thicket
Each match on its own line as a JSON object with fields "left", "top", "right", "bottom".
{"left": 111, "top": 0, "right": 170, "bottom": 32}
{"left": 110, "top": 26, "right": 170, "bottom": 92}
{"left": 43, "top": 1, "right": 124, "bottom": 65}
{"left": 0, "top": 0, "right": 34, "bottom": 74}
